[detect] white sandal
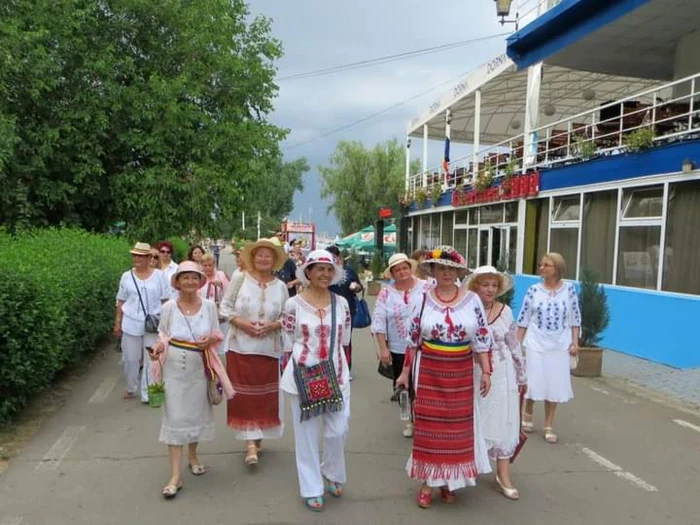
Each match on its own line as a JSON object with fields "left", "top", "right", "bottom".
{"left": 495, "top": 476, "right": 520, "bottom": 500}
{"left": 522, "top": 413, "right": 534, "bottom": 433}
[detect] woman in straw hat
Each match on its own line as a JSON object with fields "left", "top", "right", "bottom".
{"left": 280, "top": 250, "right": 352, "bottom": 512}
{"left": 466, "top": 266, "right": 526, "bottom": 500}
{"left": 219, "top": 238, "right": 289, "bottom": 467}
{"left": 371, "top": 252, "right": 430, "bottom": 437}
{"left": 516, "top": 252, "right": 580, "bottom": 445}
{"left": 115, "top": 242, "right": 170, "bottom": 401}
{"left": 395, "top": 246, "right": 492, "bottom": 509}
{"left": 148, "top": 261, "right": 235, "bottom": 499}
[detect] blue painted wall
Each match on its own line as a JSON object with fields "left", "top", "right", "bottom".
{"left": 540, "top": 139, "right": 700, "bottom": 191}
{"left": 512, "top": 275, "right": 700, "bottom": 369}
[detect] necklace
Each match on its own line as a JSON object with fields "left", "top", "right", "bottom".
{"left": 178, "top": 298, "right": 200, "bottom": 315}
{"left": 435, "top": 286, "right": 459, "bottom": 304}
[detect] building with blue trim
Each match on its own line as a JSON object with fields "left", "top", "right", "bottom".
{"left": 401, "top": 0, "right": 700, "bottom": 368}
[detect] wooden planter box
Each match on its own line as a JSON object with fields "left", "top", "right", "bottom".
{"left": 367, "top": 280, "right": 382, "bottom": 296}
{"left": 572, "top": 347, "right": 603, "bottom": 377}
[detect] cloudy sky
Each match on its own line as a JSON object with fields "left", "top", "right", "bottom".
{"left": 248, "top": 0, "right": 521, "bottom": 236}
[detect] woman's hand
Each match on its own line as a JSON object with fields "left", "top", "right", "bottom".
{"left": 349, "top": 282, "right": 361, "bottom": 293}
{"left": 113, "top": 322, "right": 122, "bottom": 338}
{"left": 480, "top": 373, "right": 492, "bottom": 397}
{"left": 518, "top": 384, "right": 528, "bottom": 395}
{"left": 148, "top": 341, "right": 165, "bottom": 360}
{"left": 395, "top": 370, "right": 409, "bottom": 391}
{"left": 569, "top": 341, "right": 580, "bottom": 356}
{"left": 257, "top": 321, "right": 279, "bottom": 338}
{"left": 379, "top": 348, "right": 392, "bottom": 367}
{"left": 235, "top": 318, "right": 260, "bottom": 338}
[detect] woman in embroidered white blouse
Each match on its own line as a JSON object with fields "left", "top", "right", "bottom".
{"left": 280, "top": 250, "right": 352, "bottom": 512}
{"left": 371, "top": 253, "right": 429, "bottom": 438}
{"left": 516, "top": 252, "right": 581, "bottom": 445}
{"left": 219, "top": 238, "right": 288, "bottom": 467}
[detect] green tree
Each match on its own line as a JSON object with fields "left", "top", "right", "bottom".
{"left": 319, "top": 139, "right": 413, "bottom": 235}
{"left": 0, "top": 0, "right": 287, "bottom": 239}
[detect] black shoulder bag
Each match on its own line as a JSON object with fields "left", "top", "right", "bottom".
{"left": 131, "top": 271, "right": 160, "bottom": 333}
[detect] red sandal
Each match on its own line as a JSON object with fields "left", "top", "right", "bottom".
{"left": 416, "top": 489, "right": 433, "bottom": 509}
{"left": 440, "top": 487, "right": 456, "bottom": 503}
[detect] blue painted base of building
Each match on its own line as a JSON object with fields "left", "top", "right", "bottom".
{"left": 512, "top": 275, "right": 700, "bottom": 369}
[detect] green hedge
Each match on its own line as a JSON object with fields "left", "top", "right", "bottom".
{"left": 166, "top": 236, "right": 189, "bottom": 263}
{"left": 0, "top": 229, "right": 130, "bottom": 423}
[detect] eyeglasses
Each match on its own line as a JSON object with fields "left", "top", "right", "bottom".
{"left": 159, "top": 249, "right": 171, "bottom": 254}
{"left": 150, "top": 255, "right": 159, "bottom": 260}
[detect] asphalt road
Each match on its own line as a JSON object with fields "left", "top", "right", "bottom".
{"left": 1, "top": 250, "right": 699, "bottom": 525}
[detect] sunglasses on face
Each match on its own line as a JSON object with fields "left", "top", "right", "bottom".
{"left": 159, "top": 249, "right": 171, "bottom": 254}
{"left": 150, "top": 255, "right": 159, "bottom": 260}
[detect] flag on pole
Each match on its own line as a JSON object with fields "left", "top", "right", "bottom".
{"left": 443, "top": 112, "right": 451, "bottom": 185}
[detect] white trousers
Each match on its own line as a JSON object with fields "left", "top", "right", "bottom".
{"left": 121, "top": 332, "right": 158, "bottom": 401}
{"left": 289, "top": 394, "right": 350, "bottom": 499}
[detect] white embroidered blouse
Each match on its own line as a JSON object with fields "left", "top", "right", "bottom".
{"left": 219, "top": 273, "right": 289, "bottom": 357}
{"left": 516, "top": 282, "right": 581, "bottom": 352}
{"left": 280, "top": 295, "right": 352, "bottom": 397}
{"left": 371, "top": 279, "right": 431, "bottom": 355}
{"left": 407, "top": 290, "right": 491, "bottom": 353}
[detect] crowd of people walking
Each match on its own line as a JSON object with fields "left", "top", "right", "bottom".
{"left": 113, "top": 238, "right": 581, "bottom": 509}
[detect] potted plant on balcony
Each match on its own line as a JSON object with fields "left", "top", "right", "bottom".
{"left": 367, "top": 251, "right": 386, "bottom": 296}
{"left": 573, "top": 268, "right": 610, "bottom": 377}
{"left": 415, "top": 187, "right": 428, "bottom": 208}
{"left": 625, "top": 128, "right": 654, "bottom": 152}
{"left": 430, "top": 183, "right": 442, "bottom": 206}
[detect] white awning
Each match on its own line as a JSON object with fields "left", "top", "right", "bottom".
{"left": 407, "top": 54, "right": 666, "bottom": 146}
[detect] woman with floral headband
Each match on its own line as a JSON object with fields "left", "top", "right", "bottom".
{"left": 396, "top": 246, "right": 492, "bottom": 509}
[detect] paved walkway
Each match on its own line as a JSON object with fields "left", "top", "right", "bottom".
{"left": 603, "top": 350, "right": 700, "bottom": 407}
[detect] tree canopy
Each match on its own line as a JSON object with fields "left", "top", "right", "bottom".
{"left": 0, "top": 0, "right": 301, "bottom": 240}
{"left": 319, "top": 139, "right": 413, "bottom": 235}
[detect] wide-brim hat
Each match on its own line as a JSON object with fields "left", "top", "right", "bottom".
{"left": 420, "top": 246, "right": 470, "bottom": 277}
{"left": 384, "top": 253, "right": 417, "bottom": 279}
{"left": 241, "top": 238, "right": 286, "bottom": 272}
{"left": 296, "top": 249, "right": 344, "bottom": 287}
{"left": 130, "top": 242, "right": 151, "bottom": 256}
{"left": 464, "top": 265, "right": 514, "bottom": 297}
{"left": 171, "top": 261, "right": 206, "bottom": 290}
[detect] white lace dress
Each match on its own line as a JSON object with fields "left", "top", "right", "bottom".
{"left": 158, "top": 300, "right": 218, "bottom": 445}
{"left": 478, "top": 305, "right": 526, "bottom": 460}
{"left": 517, "top": 282, "right": 581, "bottom": 402}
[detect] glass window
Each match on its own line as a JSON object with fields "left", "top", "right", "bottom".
{"left": 552, "top": 195, "right": 580, "bottom": 222}
{"left": 441, "top": 212, "right": 454, "bottom": 246}
{"left": 468, "top": 208, "right": 478, "bottom": 225}
{"left": 622, "top": 185, "right": 663, "bottom": 218}
{"left": 480, "top": 204, "right": 504, "bottom": 224}
{"left": 662, "top": 180, "right": 700, "bottom": 294}
{"left": 580, "top": 191, "right": 616, "bottom": 283}
{"left": 505, "top": 201, "right": 518, "bottom": 223}
{"left": 479, "top": 229, "right": 489, "bottom": 266}
{"left": 411, "top": 217, "right": 419, "bottom": 253}
{"left": 616, "top": 226, "right": 661, "bottom": 289}
{"left": 550, "top": 228, "right": 578, "bottom": 279}
{"left": 454, "top": 209, "right": 468, "bottom": 225}
{"left": 467, "top": 228, "right": 477, "bottom": 268}
{"left": 426, "top": 214, "right": 441, "bottom": 248}
{"left": 454, "top": 229, "right": 467, "bottom": 259}
{"left": 419, "top": 215, "right": 430, "bottom": 248}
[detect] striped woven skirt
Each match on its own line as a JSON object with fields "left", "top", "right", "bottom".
{"left": 408, "top": 340, "right": 479, "bottom": 483}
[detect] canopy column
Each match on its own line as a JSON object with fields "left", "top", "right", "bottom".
{"left": 443, "top": 109, "right": 451, "bottom": 188}
{"left": 472, "top": 89, "right": 482, "bottom": 179}
{"left": 523, "top": 62, "right": 542, "bottom": 169}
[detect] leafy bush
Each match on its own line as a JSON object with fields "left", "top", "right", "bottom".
{"left": 371, "top": 251, "right": 386, "bottom": 279}
{"left": 0, "top": 228, "right": 130, "bottom": 423}
{"left": 578, "top": 268, "right": 611, "bottom": 347}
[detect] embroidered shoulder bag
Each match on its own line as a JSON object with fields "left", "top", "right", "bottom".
{"left": 131, "top": 271, "right": 160, "bottom": 333}
{"left": 293, "top": 294, "right": 344, "bottom": 422}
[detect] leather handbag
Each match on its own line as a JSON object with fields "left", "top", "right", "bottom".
{"left": 352, "top": 292, "right": 371, "bottom": 329}
{"left": 131, "top": 271, "right": 160, "bottom": 333}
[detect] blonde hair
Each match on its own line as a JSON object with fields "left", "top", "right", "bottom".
{"left": 200, "top": 253, "right": 215, "bottom": 264}
{"left": 468, "top": 272, "right": 505, "bottom": 294}
{"left": 542, "top": 252, "right": 566, "bottom": 279}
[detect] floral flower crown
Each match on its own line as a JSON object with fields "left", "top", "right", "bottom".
{"left": 425, "top": 246, "right": 466, "bottom": 266}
